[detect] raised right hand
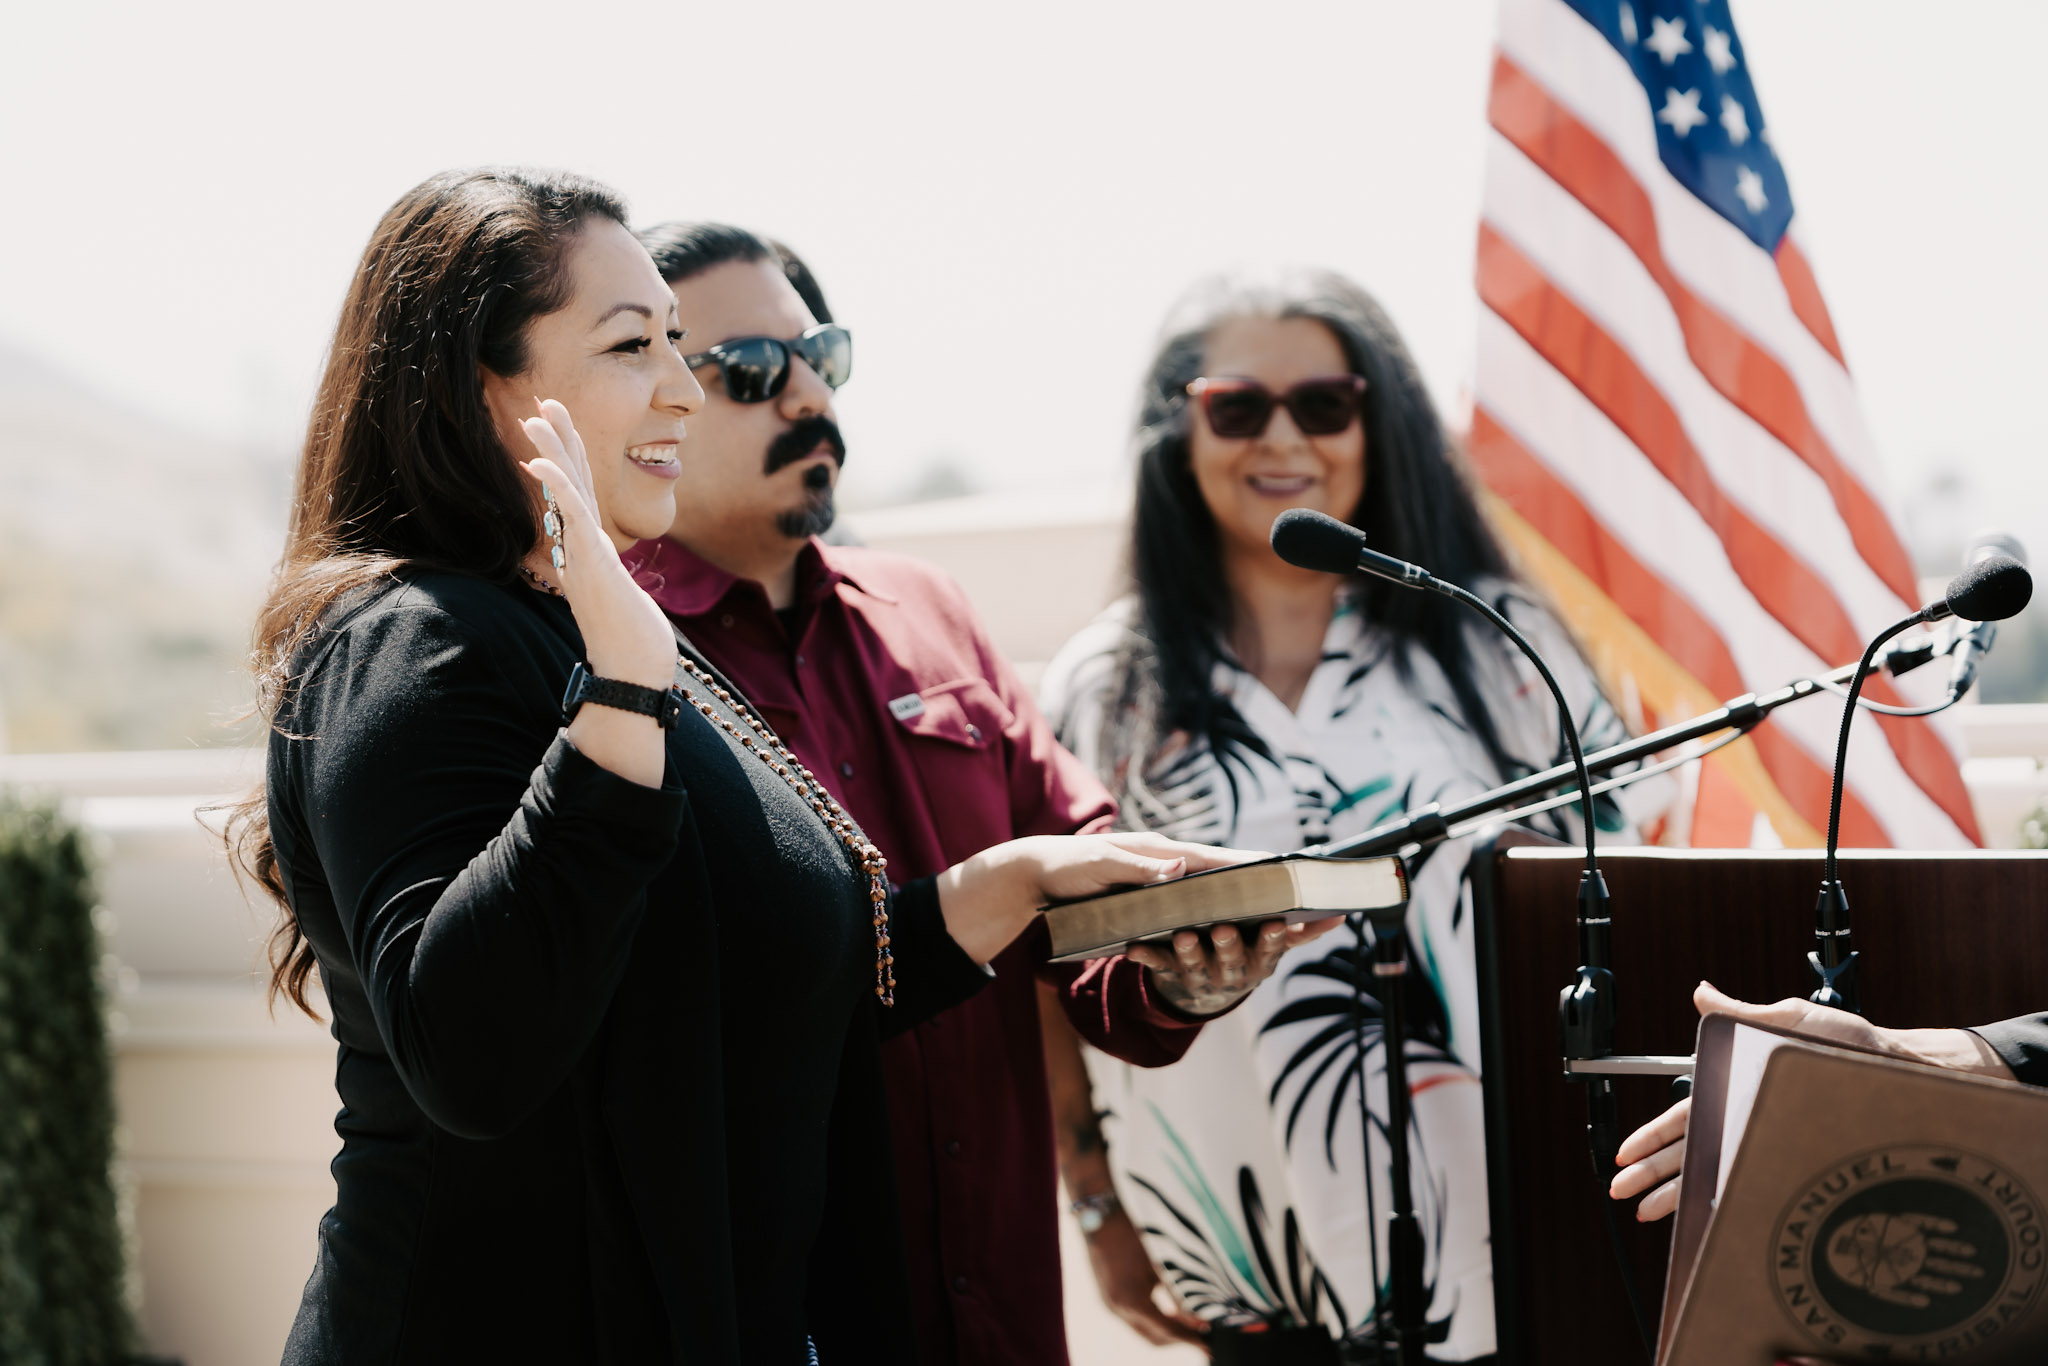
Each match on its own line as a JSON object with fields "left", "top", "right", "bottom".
{"left": 518, "top": 399, "right": 676, "bottom": 690}
{"left": 518, "top": 400, "right": 674, "bottom": 787}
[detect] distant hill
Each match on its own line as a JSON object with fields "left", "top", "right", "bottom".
{"left": 0, "top": 345, "right": 288, "bottom": 751}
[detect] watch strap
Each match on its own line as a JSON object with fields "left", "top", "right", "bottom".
{"left": 561, "top": 662, "right": 684, "bottom": 729}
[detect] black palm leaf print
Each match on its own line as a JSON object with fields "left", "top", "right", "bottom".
{"left": 1328, "top": 635, "right": 1394, "bottom": 720}
{"left": 1207, "top": 695, "right": 1282, "bottom": 841}
{"left": 1210, "top": 692, "right": 1281, "bottom": 775}
{"left": 1129, "top": 739, "right": 1233, "bottom": 842}
{"left": 1261, "top": 932, "right": 1457, "bottom": 1168}
{"left": 1286, "top": 753, "right": 1352, "bottom": 847}
{"left": 1255, "top": 927, "right": 1460, "bottom": 1344}
{"left": 1130, "top": 1166, "right": 1348, "bottom": 1331}
{"left": 1125, "top": 694, "right": 1283, "bottom": 844}
{"left": 1133, "top": 1173, "right": 1254, "bottom": 1321}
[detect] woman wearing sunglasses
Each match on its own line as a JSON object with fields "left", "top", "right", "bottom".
{"left": 225, "top": 167, "right": 1248, "bottom": 1365}
{"left": 1040, "top": 272, "right": 1652, "bottom": 1362}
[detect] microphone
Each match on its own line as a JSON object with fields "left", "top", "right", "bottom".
{"left": 1921, "top": 548, "right": 2033, "bottom": 626}
{"left": 1272, "top": 507, "right": 1445, "bottom": 591}
{"left": 1811, "top": 550, "right": 2034, "bottom": 1011}
{"left": 1948, "top": 535, "right": 2030, "bottom": 700}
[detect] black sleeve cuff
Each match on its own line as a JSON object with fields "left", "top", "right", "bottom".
{"left": 876, "top": 876, "right": 992, "bottom": 1036}
{"left": 534, "top": 732, "right": 688, "bottom": 853}
{"left": 1969, "top": 1015, "right": 2048, "bottom": 1088}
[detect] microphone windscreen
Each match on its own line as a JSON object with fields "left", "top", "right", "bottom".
{"left": 1945, "top": 554, "right": 2033, "bottom": 622}
{"left": 1270, "top": 508, "right": 1367, "bottom": 575}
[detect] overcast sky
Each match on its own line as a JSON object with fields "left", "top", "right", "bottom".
{"left": 4, "top": 0, "right": 2043, "bottom": 552}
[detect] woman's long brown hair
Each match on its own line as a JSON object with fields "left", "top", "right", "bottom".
{"left": 224, "top": 167, "right": 629, "bottom": 1017}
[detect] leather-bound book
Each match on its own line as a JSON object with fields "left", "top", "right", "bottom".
{"left": 1041, "top": 854, "right": 1406, "bottom": 963}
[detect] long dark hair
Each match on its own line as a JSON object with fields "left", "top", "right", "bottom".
{"left": 1101, "top": 270, "right": 1521, "bottom": 805}
{"left": 223, "top": 167, "right": 630, "bottom": 1016}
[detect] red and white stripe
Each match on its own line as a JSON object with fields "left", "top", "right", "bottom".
{"left": 1474, "top": 0, "right": 1977, "bottom": 847}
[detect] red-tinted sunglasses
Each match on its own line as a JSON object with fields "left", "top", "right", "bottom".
{"left": 1185, "top": 374, "right": 1368, "bottom": 439}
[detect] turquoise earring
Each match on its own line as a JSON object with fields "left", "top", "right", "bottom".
{"left": 542, "top": 484, "right": 564, "bottom": 571}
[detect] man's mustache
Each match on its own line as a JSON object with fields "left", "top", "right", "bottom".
{"left": 764, "top": 416, "right": 847, "bottom": 476}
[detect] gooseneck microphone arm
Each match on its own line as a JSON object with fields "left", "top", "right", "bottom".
{"left": 1813, "top": 551, "right": 2033, "bottom": 1014}
{"left": 1442, "top": 584, "right": 1602, "bottom": 874}
{"left": 1811, "top": 609, "right": 1922, "bottom": 1013}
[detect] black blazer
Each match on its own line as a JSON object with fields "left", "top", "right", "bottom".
{"left": 268, "top": 574, "right": 989, "bottom": 1364}
{"left": 1974, "top": 1014, "right": 2048, "bottom": 1087}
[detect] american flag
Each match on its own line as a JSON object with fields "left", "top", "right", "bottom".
{"left": 1469, "top": 0, "right": 1979, "bottom": 849}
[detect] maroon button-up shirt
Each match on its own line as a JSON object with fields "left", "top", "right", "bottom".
{"left": 627, "top": 535, "right": 1205, "bottom": 1366}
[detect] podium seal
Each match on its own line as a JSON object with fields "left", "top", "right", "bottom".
{"left": 1769, "top": 1144, "right": 2046, "bottom": 1356}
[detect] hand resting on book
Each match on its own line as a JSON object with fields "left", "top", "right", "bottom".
{"left": 1607, "top": 982, "right": 2014, "bottom": 1224}
{"left": 937, "top": 831, "right": 1334, "bottom": 1016}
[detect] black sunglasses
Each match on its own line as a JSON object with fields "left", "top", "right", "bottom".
{"left": 683, "top": 323, "right": 853, "bottom": 403}
{"left": 1185, "top": 374, "right": 1367, "bottom": 439}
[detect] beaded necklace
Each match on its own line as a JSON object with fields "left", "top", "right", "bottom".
{"left": 518, "top": 564, "right": 565, "bottom": 597}
{"left": 671, "top": 653, "right": 894, "bottom": 1006}
{"left": 519, "top": 567, "right": 895, "bottom": 1005}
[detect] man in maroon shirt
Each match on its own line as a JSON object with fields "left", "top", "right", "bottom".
{"left": 624, "top": 222, "right": 1319, "bottom": 1363}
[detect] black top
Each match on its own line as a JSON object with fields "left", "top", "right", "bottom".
{"left": 269, "top": 573, "right": 990, "bottom": 1364}
{"left": 1972, "top": 1014, "right": 2048, "bottom": 1087}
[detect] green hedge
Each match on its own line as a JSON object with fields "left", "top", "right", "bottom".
{"left": 0, "top": 795, "right": 135, "bottom": 1365}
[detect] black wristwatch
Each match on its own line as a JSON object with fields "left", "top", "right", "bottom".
{"left": 560, "top": 663, "right": 685, "bottom": 729}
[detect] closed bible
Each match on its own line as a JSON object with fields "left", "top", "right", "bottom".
{"left": 1040, "top": 854, "right": 1406, "bottom": 963}
{"left": 1657, "top": 1013, "right": 2048, "bottom": 1365}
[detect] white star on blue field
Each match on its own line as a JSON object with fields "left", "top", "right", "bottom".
{"left": 1567, "top": 0, "right": 1795, "bottom": 250}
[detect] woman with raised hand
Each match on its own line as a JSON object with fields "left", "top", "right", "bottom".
{"left": 226, "top": 167, "right": 1263, "bottom": 1364}
{"left": 1039, "top": 271, "right": 1659, "bottom": 1361}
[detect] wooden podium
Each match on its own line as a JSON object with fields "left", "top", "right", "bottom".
{"left": 1470, "top": 841, "right": 2048, "bottom": 1366}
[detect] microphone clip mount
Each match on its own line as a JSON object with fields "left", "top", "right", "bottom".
{"left": 1808, "top": 879, "right": 1860, "bottom": 1012}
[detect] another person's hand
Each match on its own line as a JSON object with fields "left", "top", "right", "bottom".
{"left": 1124, "top": 917, "right": 1341, "bottom": 1017}
{"left": 1609, "top": 982, "right": 2013, "bottom": 1222}
{"left": 1082, "top": 1198, "right": 1207, "bottom": 1347}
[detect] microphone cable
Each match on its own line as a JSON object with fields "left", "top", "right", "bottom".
{"left": 1809, "top": 621, "right": 1968, "bottom": 717}
{"left": 1810, "top": 678, "right": 1961, "bottom": 718}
